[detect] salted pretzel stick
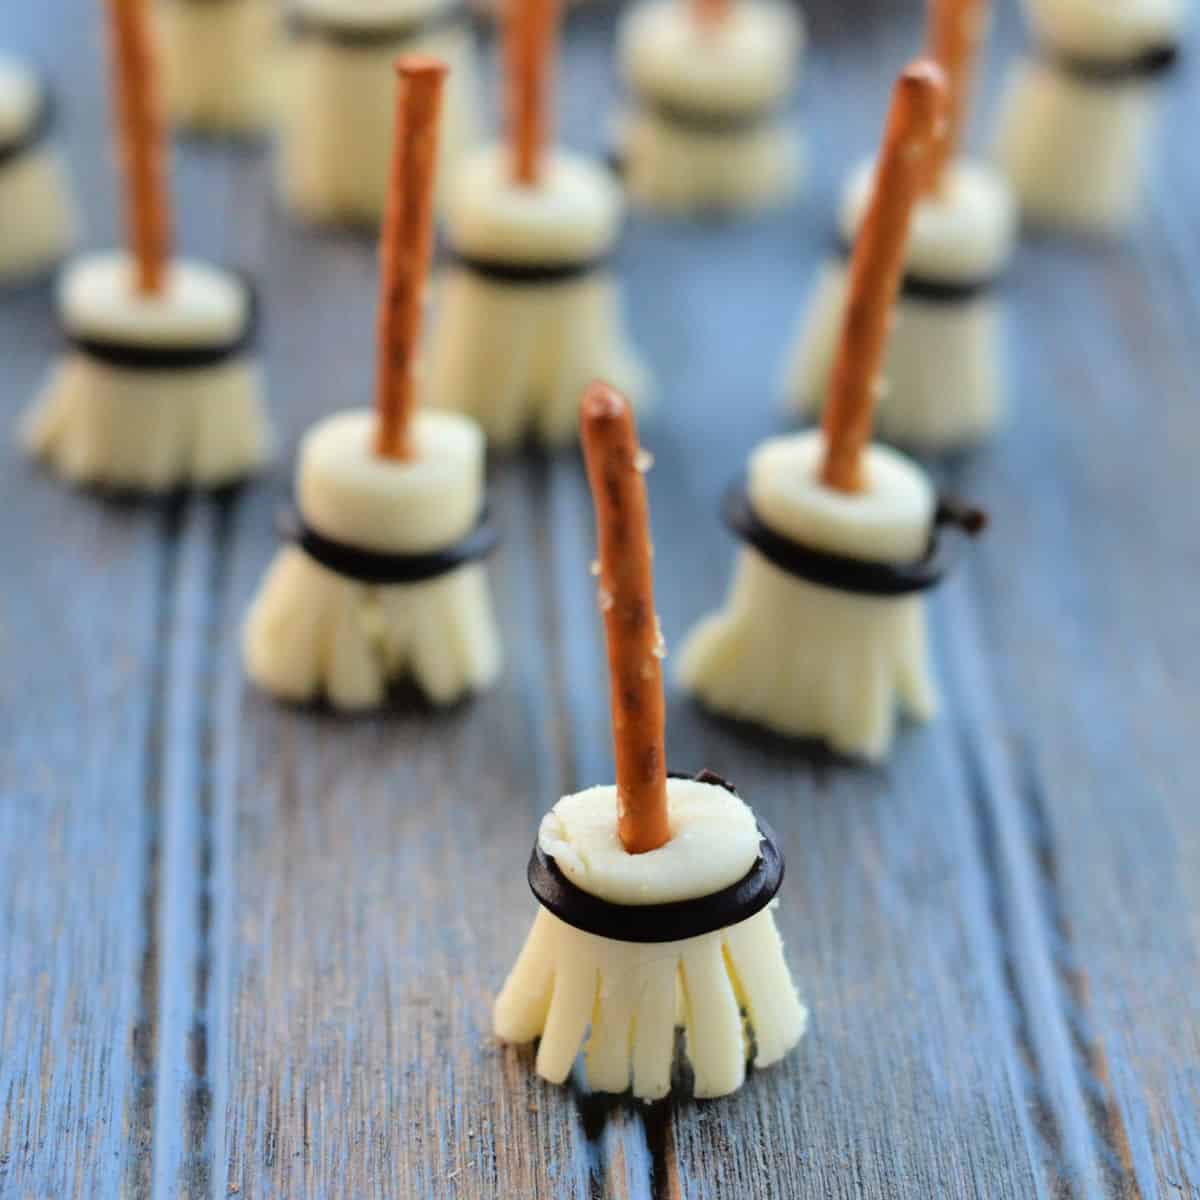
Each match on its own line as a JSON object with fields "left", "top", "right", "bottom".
{"left": 581, "top": 383, "right": 670, "bottom": 856}
{"left": 374, "top": 57, "right": 447, "bottom": 461}
{"left": 820, "top": 62, "right": 946, "bottom": 493}
{"left": 924, "top": 0, "right": 987, "bottom": 192}
{"left": 105, "top": 0, "right": 170, "bottom": 294}
{"left": 505, "top": 0, "right": 560, "bottom": 185}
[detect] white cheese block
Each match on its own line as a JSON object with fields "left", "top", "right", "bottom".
{"left": 297, "top": 408, "right": 484, "bottom": 554}
{"left": 749, "top": 430, "right": 935, "bottom": 564}
{"left": 538, "top": 777, "right": 762, "bottom": 905}
{"left": 58, "top": 251, "right": 249, "bottom": 347}
{"left": 445, "top": 144, "right": 622, "bottom": 265}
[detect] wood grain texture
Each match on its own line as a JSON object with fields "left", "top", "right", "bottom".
{"left": 0, "top": 299, "right": 164, "bottom": 1200}
{"left": 1, "top": 0, "right": 1199, "bottom": 1195}
{"left": 0, "top": 6, "right": 165, "bottom": 1197}
{"left": 942, "top": 175, "right": 1200, "bottom": 1197}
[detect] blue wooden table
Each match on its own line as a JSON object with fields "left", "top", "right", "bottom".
{"left": 2, "top": 0, "right": 1198, "bottom": 1195}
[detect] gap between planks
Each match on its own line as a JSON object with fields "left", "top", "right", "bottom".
{"left": 150, "top": 494, "right": 238, "bottom": 1200}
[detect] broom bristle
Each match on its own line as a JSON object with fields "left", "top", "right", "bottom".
{"left": 494, "top": 904, "right": 806, "bottom": 1099}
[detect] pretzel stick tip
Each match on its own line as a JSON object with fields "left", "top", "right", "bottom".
{"left": 374, "top": 56, "right": 448, "bottom": 461}
{"left": 820, "top": 61, "right": 946, "bottom": 494}
{"left": 580, "top": 382, "right": 671, "bottom": 856}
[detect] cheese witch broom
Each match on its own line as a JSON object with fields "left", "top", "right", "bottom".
{"left": 784, "top": 0, "right": 1016, "bottom": 451}
{"left": 277, "top": 0, "right": 480, "bottom": 224}
{"left": 992, "top": 0, "right": 1185, "bottom": 235}
{"left": 681, "top": 62, "right": 986, "bottom": 761}
{"left": 425, "top": 0, "right": 646, "bottom": 449}
{"left": 21, "top": 0, "right": 270, "bottom": 492}
{"left": 243, "top": 58, "right": 501, "bottom": 710}
{"left": 494, "top": 383, "right": 806, "bottom": 1100}
{"left": 613, "top": 0, "right": 806, "bottom": 215}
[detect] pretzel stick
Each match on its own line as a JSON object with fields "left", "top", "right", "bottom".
{"left": 820, "top": 62, "right": 946, "bottom": 493}
{"left": 505, "top": 0, "right": 560, "bottom": 185}
{"left": 693, "top": 0, "right": 731, "bottom": 29}
{"left": 580, "top": 383, "right": 670, "bottom": 856}
{"left": 924, "top": 0, "right": 987, "bottom": 192}
{"left": 105, "top": 0, "right": 170, "bottom": 295}
{"left": 374, "top": 57, "right": 447, "bottom": 461}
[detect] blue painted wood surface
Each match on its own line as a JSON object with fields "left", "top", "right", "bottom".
{"left": 1, "top": 0, "right": 1197, "bottom": 1195}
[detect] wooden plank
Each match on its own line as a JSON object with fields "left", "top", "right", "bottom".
{"left": 944, "top": 130, "right": 1200, "bottom": 1196}
{"left": 0, "top": 4, "right": 171, "bottom": 1196}
{"left": 0, "top": 303, "right": 167, "bottom": 1200}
